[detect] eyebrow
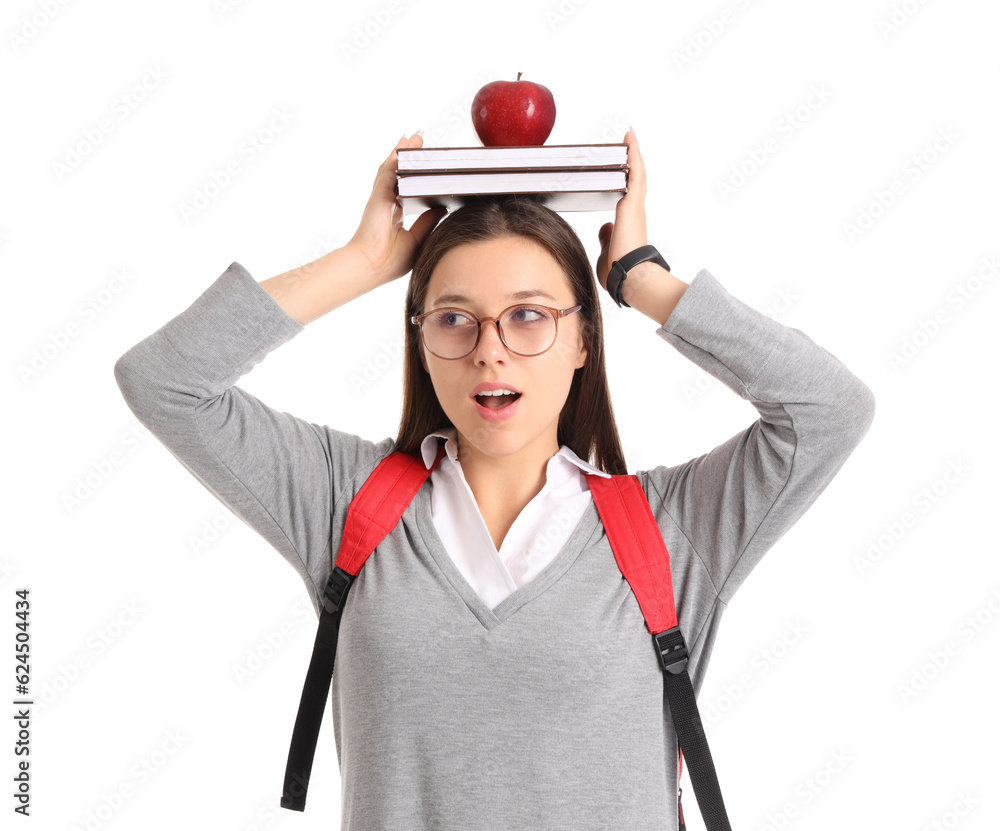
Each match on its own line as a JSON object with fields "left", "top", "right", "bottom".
{"left": 431, "top": 289, "right": 559, "bottom": 306}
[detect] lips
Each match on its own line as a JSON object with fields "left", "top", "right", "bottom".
{"left": 472, "top": 391, "right": 521, "bottom": 422}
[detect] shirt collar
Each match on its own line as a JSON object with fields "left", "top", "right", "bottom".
{"left": 419, "top": 427, "right": 612, "bottom": 479}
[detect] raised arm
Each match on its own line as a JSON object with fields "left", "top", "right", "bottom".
{"left": 113, "top": 133, "right": 446, "bottom": 610}
{"left": 631, "top": 264, "right": 876, "bottom": 604}
{"left": 595, "top": 129, "right": 875, "bottom": 610}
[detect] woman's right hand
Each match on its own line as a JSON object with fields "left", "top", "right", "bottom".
{"left": 346, "top": 133, "right": 448, "bottom": 288}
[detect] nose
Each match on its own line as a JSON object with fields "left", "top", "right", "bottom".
{"left": 472, "top": 317, "right": 509, "bottom": 362}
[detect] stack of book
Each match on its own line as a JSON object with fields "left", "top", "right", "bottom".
{"left": 395, "top": 143, "right": 629, "bottom": 214}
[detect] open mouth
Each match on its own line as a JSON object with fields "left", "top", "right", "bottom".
{"left": 474, "top": 392, "right": 522, "bottom": 411}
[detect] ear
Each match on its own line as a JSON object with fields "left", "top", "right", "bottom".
{"left": 575, "top": 338, "right": 588, "bottom": 370}
{"left": 419, "top": 341, "right": 429, "bottom": 373}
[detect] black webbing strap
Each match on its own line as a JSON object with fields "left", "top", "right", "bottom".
{"left": 280, "top": 567, "right": 354, "bottom": 811}
{"left": 655, "top": 626, "right": 733, "bottom": 831}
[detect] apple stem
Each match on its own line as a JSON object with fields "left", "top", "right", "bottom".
{"left": 517, "top": 71, "right": 522, "bottom": 81}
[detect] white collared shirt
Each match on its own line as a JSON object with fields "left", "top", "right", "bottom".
{"left": 419, "top": 426, "right": 612, "bottom": 610}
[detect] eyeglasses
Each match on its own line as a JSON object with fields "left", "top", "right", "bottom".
{"left": 410, "top": 302, "right": 583, "bottom": 360}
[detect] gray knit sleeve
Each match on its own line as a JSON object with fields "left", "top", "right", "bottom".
{"left": 638, "top": 268, "right": 876, "bottom": 608}
{"left": 113, "top": 261, "right": 394, "bottom": 608}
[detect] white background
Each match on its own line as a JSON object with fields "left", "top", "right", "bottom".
{"left": 4, "top": 0, "right": 999, "bottom": 829}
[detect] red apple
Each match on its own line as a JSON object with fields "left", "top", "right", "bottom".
{"left": 471, "top": 72, "right": 556, "bottom": 146}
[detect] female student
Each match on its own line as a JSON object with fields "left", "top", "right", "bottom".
{"left": 114, "top": 129, "right": 875, "bottom": 830}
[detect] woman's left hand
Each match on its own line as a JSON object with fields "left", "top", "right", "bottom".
{"left": 595, "top": 128, "right": 648, "bottom": 292}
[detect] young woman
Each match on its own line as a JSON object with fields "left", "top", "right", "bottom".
{"left": 114, "top": 129, "right": 875, "bottom": 830}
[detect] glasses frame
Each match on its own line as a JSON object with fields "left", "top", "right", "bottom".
{"left": 410, "top": 302, "right": 583, "bottom": 360}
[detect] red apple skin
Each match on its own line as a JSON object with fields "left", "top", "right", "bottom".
{"left": 472, "top": 74, "right": 556, "bottom": 146}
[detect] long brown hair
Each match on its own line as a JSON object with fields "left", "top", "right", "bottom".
{"left": 393, "top": 195, "right": 627, "bottom": 476}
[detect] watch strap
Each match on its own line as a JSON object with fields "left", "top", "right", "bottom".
{"left": 606, "top": 245, "right": 671, "bottom": 308}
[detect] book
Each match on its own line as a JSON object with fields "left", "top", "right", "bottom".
{"left": 399, "top": 169, "right": 626, "bottom": 196}
{"left": 395, "top": 143, "right": 629, "bottom": 215}
{"left": 397, "top": 142, "right": 627, "bottom": 171}
{"left": 396, "top": 190, "right": 626, "bottom": 214}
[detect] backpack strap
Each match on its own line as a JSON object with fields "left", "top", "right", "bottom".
{"left": 585, "top": 472, "right": 733, "bottom": 831}
{"left": 280, "top": 442, "right": 446, "bottom": 811}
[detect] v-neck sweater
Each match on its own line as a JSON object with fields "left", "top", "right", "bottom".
{"left": 113, "top": 260, "right": 875, "bottom": 830}
{"left": 417, "top": 425, "right": 610, "bottom": 610}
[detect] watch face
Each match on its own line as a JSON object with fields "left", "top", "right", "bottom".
{"left": 623, "top": 247, "right": 669, "bottom": 275}
{"left": 623, "top": 246, "right": 656, "bottom": 270}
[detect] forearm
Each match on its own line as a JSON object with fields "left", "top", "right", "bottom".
{"left": 260, "top": 244, "right": 380, "bottom": 326}
{"left": 619, "top": 261, "right": 689, "bottom": 326}
{"left": 114, "top": 262, "right": 305, "bottom": 417}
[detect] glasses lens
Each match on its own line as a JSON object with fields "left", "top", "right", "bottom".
{"left": 423, "top": 309, "right": 478, "bottom": 359}
{"left": 422, "top": 306, "right": 557, "bottom": 359}
{"left": 500, "top": 305, "right": 557, "bottom": 356}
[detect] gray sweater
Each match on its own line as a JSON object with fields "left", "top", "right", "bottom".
{"left": 113, "top": 261, "right": 875, "bottom": 830}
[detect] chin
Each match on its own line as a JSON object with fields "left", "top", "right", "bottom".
{"left": 458, "top": 423, "right": 523, "bottom": 454}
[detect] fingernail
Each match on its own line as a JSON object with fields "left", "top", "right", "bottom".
{"left": 406, "top": 130, "right": 424, "bottom": 139}
{"left": 629, "top": 124, "right": 637, "bottom": 140}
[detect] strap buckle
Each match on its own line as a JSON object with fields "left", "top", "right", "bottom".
{"left": 322, "top": 567, "right": 354, "bottom": 614}
{"left": 654, "top": 626, "right": 689, "bottom": 674}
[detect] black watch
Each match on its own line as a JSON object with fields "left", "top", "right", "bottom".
{"left": 606, "top": 245, "right": 671, "bottom": 308}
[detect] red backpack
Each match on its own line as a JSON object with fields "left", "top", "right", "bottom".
{"left": 280, "top": 443, "right": 733, "bottom": 831}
